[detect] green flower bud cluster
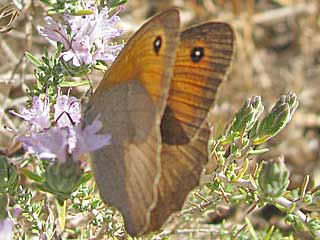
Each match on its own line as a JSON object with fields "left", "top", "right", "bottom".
{"left": 226, "top": 92, "right": 298, "bottom": 144}
{"left": 208, "top": 92, "right": 299, "bottom": 175}
{"left": 252, "top": 92, "right": 298, "bottom": 144}
{"left": 224, "top": 92, "right": 298, "bottom": 147}
{"left": 39, "top": 159, "right": 83, "bottom": 203}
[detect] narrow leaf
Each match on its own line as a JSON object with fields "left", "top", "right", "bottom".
{"left": 25, "top": 52, "right": 42, "bottom": 67}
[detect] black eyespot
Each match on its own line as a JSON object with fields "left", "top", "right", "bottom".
{"left": 191, "top": 47, "right": 204, "bottom": 63}
{"left": 153, "top": 36, "right": 162, "bottom": 55}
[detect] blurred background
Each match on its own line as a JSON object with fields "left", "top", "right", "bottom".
{"left": 0, "top": 0, "right": 319, "bottom": 238}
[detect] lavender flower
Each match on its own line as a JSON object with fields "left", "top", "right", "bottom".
{"left": 39, "top": 4, "right": 123, "bottom": 66}
{"left": 10, "top": 96, "right": 50, "bottom": 131}
{"left": 14, "top": 95, "right": 111, "bottom": 163}
{"left": 17, "top": 118, "right": 111, "bottom": 162}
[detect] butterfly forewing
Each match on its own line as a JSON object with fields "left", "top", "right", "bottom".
{"left": 161, "top": 22, "right": 235, "bottom": 145}
{"left": 148, "top": 22, "right": 236, "bottom": 232}
{"left": 85, "top": 9, "right": 180, "bottom": 236}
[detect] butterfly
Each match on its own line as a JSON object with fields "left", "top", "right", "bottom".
{"left": 84, "top": 8, "right": 235, "bottom": 236}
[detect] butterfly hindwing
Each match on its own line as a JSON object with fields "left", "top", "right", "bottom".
{"left": 85, "top": 9, "right": 180, "bottom": 236}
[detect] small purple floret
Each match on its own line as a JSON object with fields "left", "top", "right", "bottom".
{"left": 10, "top": 96, "right": 50, "bottom": 131}
{"left": 54, "top": 95, "right": 81, "bottom": 128}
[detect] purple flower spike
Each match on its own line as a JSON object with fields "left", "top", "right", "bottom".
{"left": 11, "top": 96, "right": 50, "bottom": 131}
{"left": 54, "top": 95, "right": 81, "bottom": 128}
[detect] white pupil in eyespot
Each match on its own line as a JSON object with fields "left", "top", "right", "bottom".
{"left": 155, "top": 39, "right": 161, "bottom": 47}
{"left": 194, "top": 50, "right": 201, "bottom": 56}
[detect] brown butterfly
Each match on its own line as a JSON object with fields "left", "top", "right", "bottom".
{"left": 84, "top": 8, "right": 235, "bottom": 236}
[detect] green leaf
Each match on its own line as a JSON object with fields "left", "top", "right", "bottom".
{"left": 253, "top": 135, "right": 269, "bottom": 145}
{"left": 72, "top": 9, "right": 95, "bottom": 16}
{"left": 25, "top": 52, "right": 42, "bottom": 67}
{"left": 79, "top": 172, "right": 93, "bottom": 185}
{"left": 263, "top": 225, "right": 275, "bottom": 240}
{"left": 59, "top": 80, "right": 90, "bottom": 87}
{"left": 248, "top": 148, "right": 269, "bottom": 155}
{"left": 0, "top": 156, "right": 19, "bottom": 194}
{"left": 94, "top": 63, "right": 109, "bottom": 71}
{"left": 0, "top": 194, "right": 8, "bottom": 219}
{"left": 220, "top": 132, "right": 239, "bottom": 145}
{"left": 245, "top": 217, "right": 258, "bottom": 240}
{"left": 20, "top": 168, "right": 44, "bottom": 183}
{"left": 35, "top": 183, "right": 54, "bottom": 194}
{"left": 109, "top": 0, "right": 127, "bottom": 8}
{"left": 42, "top": 56, "right": 51, "bottom": 67}
{"left": 39, "top": 0, "right": 51, "bottom": 5}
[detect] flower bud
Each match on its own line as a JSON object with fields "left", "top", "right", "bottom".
{"left": 253, "top": 92, "right": 298, "bottom": 144}
{"left": 41, "top": 159, "right": 83, "bottom": 202}
{"left": 229, "top": 96, "right": 264, "bottom": 135}
{"left": 258, "top": 158, "right": 290, "bottom": 199}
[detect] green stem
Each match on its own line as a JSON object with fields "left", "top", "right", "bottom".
{"left": 56, "top": 199, "right": 66, "bottom": 231}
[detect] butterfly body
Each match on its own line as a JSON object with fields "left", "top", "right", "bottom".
{"left": 85, "top": 8, "right": 235, "bottom": 236}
